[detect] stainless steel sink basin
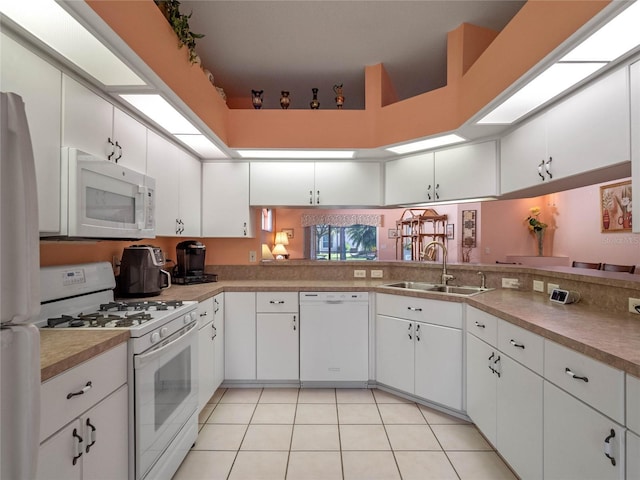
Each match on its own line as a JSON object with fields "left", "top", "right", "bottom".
{"left": 382, "top": 282, "right": 492, "bottom": 296}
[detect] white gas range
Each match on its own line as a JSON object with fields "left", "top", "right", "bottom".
{"left": 38, "top": 262, "right": 198, "bottom": 480}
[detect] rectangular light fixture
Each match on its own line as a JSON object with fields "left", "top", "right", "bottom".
{"left": 175, "top": 134, "right": 227, "bottom": 159}
{"left": 236, "top": 150, "right": 355, "bottom": 159}
{"left": 386, "top": 134, "right": 466, "bottom": 155}
{"left": 477, "top": 1, "right": 640, "bottom": 125}
{"left": 119, "top": 94, "right": 199, "bottom": 135}
{"left": 0, "top": 0, "right": 145, "bottom": 86}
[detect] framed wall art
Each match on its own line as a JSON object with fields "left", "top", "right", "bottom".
{"left": 600, "top": 180, "right": 632, "bottom": 233}
{"left": 462, "top": 210, "right": 477, "bottom": 247}
{"left": 446, "top": 224, "right": 454, "bottom": 240}
{"left": 388, "top": 228, "right": 400, "bottom": 239}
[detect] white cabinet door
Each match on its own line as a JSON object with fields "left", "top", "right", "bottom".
{"left": 179, "top": 151, "right": 202, "bottom": 237}
{"left": 500, "top": 115, "right": 548, "bottom": 194}
{"left": 546, "top": 67, "right": 630, "bottom": 180}
{"left": 197, "top": 298, "right": 215, "bottom": 411}
{"left": 414, "top": 323, "right": 462, "bottom": 410}
{"left": 628, "top": 431, "right": 640, "bottom": 480}
{"left": 112, "top": 108, "right": 147, "bottom": 173}
{"left": 434, "top": 141, "right": 497, "bottom": 201}
{"left": 384, "top": 152, "right": 434, "bottom": 205}
{"left": 212, "top": 293, "right": 225, "bottom": 390}
{"left": 631, "top": 60, "right": 640, "bottom": 234}
{"left": 250, "top": 162, "right": 315, "bottom": 206}
{"left": 37, "top": 419, "right": 83, "bottom": 480}
{"left": 62, "top": 75, "right": 114, "bottom": 159}
{"left": 1, "top": 34, "right": 62, "bottom": 233}
{"left": 146, "top": 131, "right": 181, "bottom": 235}
{"left": 375, "top": 315, "right": 414, "bottom": 393}
{"left": 256, "top": 313, "right": 299, "bottom": 380}
{"left": 466, "top": 333, "right": 497, "bottom": 446}
{"left": 496, "top": 355, "right": 543, "bottom": 480}
{"left": 202, "top": 162, "right": 253, "bottom": 237}
{"left": 314, "top": 161, "right": 381, "bottom": 206}
{"left": 81, "top": 385, "right": 128, "bottom": 480}
{"left": 544, "top": 381, "right": 625, "bottom": 480}
{"left": 224, "top": 292, "right": 256, "bottom": 381}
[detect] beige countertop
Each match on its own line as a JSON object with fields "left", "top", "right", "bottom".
{"left": 42, "top": 279, "right": 640, "bottom": 380}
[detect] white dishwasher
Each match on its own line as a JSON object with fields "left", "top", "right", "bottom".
{"left": 299, "top": 292, "right": 369, "bottom": 385}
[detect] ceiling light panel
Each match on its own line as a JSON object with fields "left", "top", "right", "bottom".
{"left": 386, "top": 134, "right": 466, "bottom": 154}
{"left": 236, "top": 150, "right": 355, "bottom": 159}
{"left": 175, "top": 135, "right": 227, "bottom": 159}
{"left": 0, "top": 0, "right": 145, "bottom": 86}
{"left": 119, "top": 94, "right": 199, "bottom": 134}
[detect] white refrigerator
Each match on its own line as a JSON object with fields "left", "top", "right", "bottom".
{"left": 0, "top": 91, "right": 42, "bottom": 479}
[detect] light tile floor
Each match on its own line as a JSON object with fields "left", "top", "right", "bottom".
{"left": 173, "top": 388, "right": 517, "bottom": 480}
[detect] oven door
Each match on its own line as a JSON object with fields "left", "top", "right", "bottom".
{"left": 133, "top": 321, "right": 198, "bottom": 480}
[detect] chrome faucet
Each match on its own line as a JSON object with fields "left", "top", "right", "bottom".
{"left": 477, "top": 271, "right": 486, "bottom": 289}
{"left": 422, "top": 240, "right": 455, "bottom": 285}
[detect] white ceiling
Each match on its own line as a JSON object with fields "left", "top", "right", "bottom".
{"left": 181, "top": 1, "right": 526, "bottom": 110}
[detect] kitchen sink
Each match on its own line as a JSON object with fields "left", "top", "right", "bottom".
{"left": 382, "top": 282, "right": 493, "bottom": 296}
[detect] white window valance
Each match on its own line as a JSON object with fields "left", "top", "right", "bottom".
{"left": 300, "top": 213, "right": 382, "bottom": 228}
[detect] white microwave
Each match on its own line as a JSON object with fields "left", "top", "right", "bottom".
{"left": 49, "top": 148, "right": 155, "bottom": 239}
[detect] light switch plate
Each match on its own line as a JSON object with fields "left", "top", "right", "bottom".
{"left": 354, "top": 270, "right": 366, "bottom": 278}
{"left": 502, "top": 278, "right": 520, "bottom": 289}
{"left": 371, "top": 270, "right": 383, "bottom": 278}
{"left": 533, "top": 280, "right": 544, "bottom": 292}
{"left": 547, "top": 283, "right": 560, "bottom": 294}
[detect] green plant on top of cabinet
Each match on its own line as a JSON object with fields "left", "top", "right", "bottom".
{"left": 1, "top": 33, "right": 62, "bottom": 234}
{"left": 146, "top": 130, "right": 201, "bottom": 236}
{"left": 501, "top": 66, "right": 630, "bottom": 196}
{"left": 202, "top": 162, "right": 254, "bottom": 237}
{"left": 250, "top": 161, "right": 382, "bottom": 207}
{"left": 62, "top": 75, "right": 147, "bottom": 174}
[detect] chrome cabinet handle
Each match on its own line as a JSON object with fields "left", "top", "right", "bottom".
{"left": 292, "top": 315, "right": 297, "bottom": 331}
{"left": 427, "top": 184, "right": 432, "bottom": 200}
{"left": 408, "top": 323, "right": 413, "bottom": 340}
{"left": 211, "top": 323, "right": 216, "bottom": 340}
{"left": 309, "top": 190, "right": 313, "bottom": 204}
{"left": 474, "top": 321, "right": 485, "bottom": 329}
{"left": 106, "top": 137, "right": 115, "bottom": 160}
{"left": 85, "top": 418, "right": 96, "bottom": 453}
{"left": 407, "top": 306, "right": 422, "bottom": 312}
{"left": 565, "top": 367, "right": 589, "bottom": 382}
{"left": 415, "top": 324, "right": 421, "bottom": 341}
{"left": 269, "top": 300, "right": 285, "bottom": 304}
{"left": 538, "top": 160, "right": 546, "bottom": 180}
{"left": 316, "top": 190, "right": 320, "bottom": 204}
{"left": 545, "top": 156, "right": 553, "bottom": 179}
{"left": 604, "top": 429, "right": 616, "bottom": 466}
{"left": 114, "top": 141, "right": 122, "bottom": 162}
{"left": 67, "top": 381, "right": 92, "bottom": 399}
{"left": 510, "top": 339, "right": 525, "bottom": 349}
{"left": 243, "top": 222, "right": 247, "bottom": 236}
{"left": 435, "top": 183, "right": 440, "bottom": 200}
{"left": 72, "top": 428, "right": 83, "bottom": 465}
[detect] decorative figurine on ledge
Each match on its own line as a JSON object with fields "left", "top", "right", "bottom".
{"left": 309, "top": 88, "right": 320, "bottom": 109}
{"left": 333, "top": 83, "right": 344, "bottom": 109}
{"left": 280, "top": 91, "right": 291, "bottom": 109}
{"left": 251, "top": 89, "right": 264, "bottom": 109}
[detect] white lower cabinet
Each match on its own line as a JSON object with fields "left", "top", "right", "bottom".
{"left": 212, "top": 294, "right": 225, "bottom": 391}
{"left": 465, "top": 332, "right": 498, "bottom": 445}
{"left": 544, "top": 381, "right": 625, "bottom": 480}
{"left": 197, "top": 298, "right": 216, "bottom": 411}
{"left": 628, "top": 431, "right": 640, "bottom": 480}
{"left": 224, "top": 292, "right": 256, "bottom": 381}
{"left": 376, "top": 294, "right": 462, "bottom": 411}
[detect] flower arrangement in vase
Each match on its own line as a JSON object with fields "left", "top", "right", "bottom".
{"left": 524, "top": 206, "right": 547, "bottom": 256}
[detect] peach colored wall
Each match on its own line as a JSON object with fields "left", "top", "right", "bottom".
{"left": 480, "top": 177, "right": 639, "bottom": 267}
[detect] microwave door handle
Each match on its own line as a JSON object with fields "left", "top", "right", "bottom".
{"left": 134, "top": 322, "right": 196, "bottom": 369}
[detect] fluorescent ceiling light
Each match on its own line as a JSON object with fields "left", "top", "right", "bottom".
{"left": 0, "top": 0, "right": 145, "bottom": 86}
{"left": 386, "top": 134, "right": 466, "bottom": 155}
{"left": 561, "top": 1, "right": 640, "bottom": 62}
{"left": 477, "top": 62, "right": 604, "bottom": 124}
{"left": 119, "top": 94, "right": 199, "bottom": 134}
{"left": 176, "top": 135, "right": 227, "bottom": 159}
{"left": 236, "top": 150, "right": 355, "bottom": 159}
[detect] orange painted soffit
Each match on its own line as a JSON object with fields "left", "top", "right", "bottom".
{"left": 87, "top": 0, "right": 610, "bottom": 150}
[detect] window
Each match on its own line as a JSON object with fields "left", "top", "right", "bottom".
{"left": 308, "top": 224, "right": 377, "bottom": 261}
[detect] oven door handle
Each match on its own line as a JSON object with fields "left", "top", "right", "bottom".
{"left": 134, "top": 322, "right": 197, "bottom": 369}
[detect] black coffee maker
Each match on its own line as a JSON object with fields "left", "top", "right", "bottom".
{"left": 173, "top": 240, "right": 217, "bottom": 284}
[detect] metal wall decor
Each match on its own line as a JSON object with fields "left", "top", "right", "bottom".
{"left": 462, "top": 210, "right": 477, "bottom": 248}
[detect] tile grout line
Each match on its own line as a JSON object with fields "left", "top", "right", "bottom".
{"left": 224, "top": 388, "right": 262, "bottom": 480}
{"left": 418, "top": 404, "right": 463, "bottom": 480}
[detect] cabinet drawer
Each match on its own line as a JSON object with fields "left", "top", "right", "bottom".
{"left": 256, "top": 292, "right": 299, "bottom": 313}
{"left": 40, "top": 343, "right": 127, "bottom": 442}
{"left": 544, "top": 340, "right": 624, "bottom": 424}
{"left": 497, "top": 320, "right": 544, "bottom": 375}
{"left": 628, "top": 374, "right": 640, "bottom": 435}
{"left": 376, "top": 293, "right": 461, "bottom": 328}
{"left": 465, "top": 306, "right": 498, "bottom": 346}
{"left": 197, "top": 297, "right": 215, "bottom": 328}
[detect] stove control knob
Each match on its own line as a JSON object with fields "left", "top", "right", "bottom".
{"left": 150, "top": 332, "right": 160, "bottom": 344}
{"left": 160, "top": 327, "right": 169, "bottom": 338}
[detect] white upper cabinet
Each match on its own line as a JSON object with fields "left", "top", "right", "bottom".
{"left": 384, "top": 152, "right": 434, "bottom": 205}
{"left": 384, "top": 141, "right": 497, "bottom": 205}
{"left": 202, "top": 162, "right": 254, "bottom": 237}
{"left": 501, "top": 67, "right": 631, "bottom": 195}
{"left": 62, "top": 75, "right": 147, "bottom": 173}
{"left": 1, "top": 33, "right": 62, "bottom": 234}
{"left": 250, "top": 161, "right": 381, "bottom": 206}
{"left": 631, "top": 60, "right": 640, "bottom": 234}
{"left": 146, "top": 130, "right": 201, "bottom": 236}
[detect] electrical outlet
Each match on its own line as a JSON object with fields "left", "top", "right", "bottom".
{"left": 112, "top": 255, "right": 120, "bottom": 270}
{"left": 533, "top": 280, "right": 544, "bottom": 292}
{"left": 629, "top": 297, "right": 640, "bottom": 314}
{"left": 249, "top": 250, "right": 257, "bottom": 262}
{"left": 371, "top": 270, "right": 383, "bottom": 278}
{"left": 501, "top": 278, "right": 520, "bottom": 289}
{"left": 354, "top": 270, "right": 366, "bottom": 278}
{"left": 547, "top": 283, "right": 560, "bottom": 294}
